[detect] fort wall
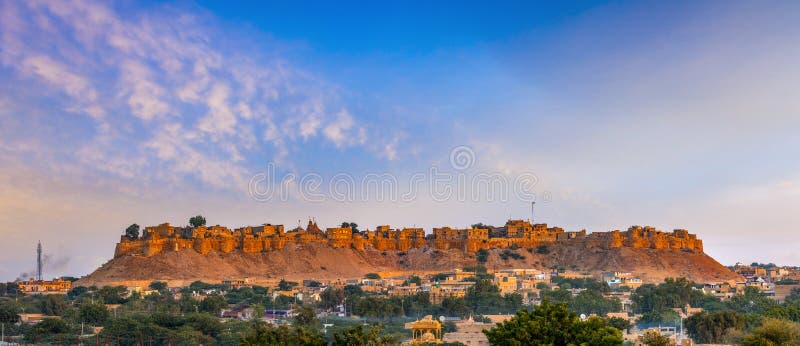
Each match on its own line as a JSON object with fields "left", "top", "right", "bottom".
{"left": 113, "top": 219, "right": 703, "bottom": 258}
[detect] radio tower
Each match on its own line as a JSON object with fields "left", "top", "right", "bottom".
{"left": 37, "top": 241, "right": 43, "bottom": 281}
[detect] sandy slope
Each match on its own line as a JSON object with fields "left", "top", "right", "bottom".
{"left": 76, "top": 242, "right": 741, "bottom": 287}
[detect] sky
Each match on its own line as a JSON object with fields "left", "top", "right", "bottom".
{"left": 1, "top": 0, "right": 799, "bottom": 281}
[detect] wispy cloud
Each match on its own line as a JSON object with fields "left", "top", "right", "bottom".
{"left": 0, "top": 0, "right": 388, "bottom": 191}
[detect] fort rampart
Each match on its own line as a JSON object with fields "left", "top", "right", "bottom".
{"left": 114, "top": 220, "right": 703, "bottom": 258}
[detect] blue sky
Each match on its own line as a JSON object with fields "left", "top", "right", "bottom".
{"left": 1, "top": 0, "right": 799, "bottom": 281}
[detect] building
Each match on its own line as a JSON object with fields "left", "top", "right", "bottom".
{"left": 442, "top": 316, "right": 492, "bottom": 346}
{"left": 222, "top": 277, "right": 251, "bottom": 289}
{"left": 494, "top": 274, "right": 518, "bottom": 294}
{"left": 428, "top": 280, "right": 475, "bottom": 304}
{"left": 17, "top": 278, "right": 71, "bottom": 294}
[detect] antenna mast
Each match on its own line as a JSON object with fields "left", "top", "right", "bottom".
{"left": 37, "top": 241, "right": 43, "bottom": 281}
{"left": 531, "top": 201, "right": 536, "bottom": 223}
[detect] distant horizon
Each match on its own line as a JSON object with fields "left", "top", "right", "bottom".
{"left": 2, "top": 1, "right": 799, "bottom": 281}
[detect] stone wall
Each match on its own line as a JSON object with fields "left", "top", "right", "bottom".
{"left": 113, "top": 220, "right": 703, "bottom": 258}
{"left": 588, "top": 226, "right": 703, "bottom": 251}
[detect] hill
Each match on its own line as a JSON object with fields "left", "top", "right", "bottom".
{"left": 76, "top": 242, "right": 740, "bottom": 287}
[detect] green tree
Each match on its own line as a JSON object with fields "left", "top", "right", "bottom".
{"left": 684, "top": 310, "right": 745, "bottom": 344}
{"left": 483, "top": 300, "right": 622, "bottom": 345}
{"left": 606, "top": 317, "right": 631, "bottom": 333}
{"left": 632, "top": 278, "right": 705, "bottom": 315}
{"left": 27, "top": 317, "right": 71, "bottom": 342}
{"left": 401, "top": 292, "right": 433, "bottom": 317}
{"left": 292, "top": 306, "right": 319, "bottom": 329}
{"left": 239, "top": 322, "right": 325, "bottom": 346}
{"left": 462, "top": 279, "right": 524, "bottom": 314}
{"left": 570, "top": 289, "right": 622, "bottom": 315}
{"left": 189, "top": 215, "right": 207, "bottom": 227}
{"left": 184, "top": 312, "right": 224, "bottom": 336}
{"left": 0, "top": 298, "right": 20, "bottom": 336}
{"left": 40, "top": 294, "right": 70, "bottom": 316}
{"left": 125, "top": 223, "right": 140, "bottom": 239}
{"left": 354, "top": 297, "right": 403, "bottom": 319}
{"left": 741, "top": 318, "right": 800, "bottom": 346}
{"left": 431, "top": 273, "right": 450, "bottom": 281}
{"left": 189, "top": 281, "right": 213, "bottom": 291}
{"left": 440, "top": 297, "right": 469, "bottom": 317}
{"left": 277, "top": 279, "right": 297, "bottom": 291}
{"left": 640, "top": 329, "right": 672, "bottom": 346}
{"left": 343, "top": 284, "right": 363, "bottom": 297}
{"left": 319, "top": 288, "right": 345, "bottom": 310}
{"left": 99, "top": 317, "right": 141, "bottom": 345}
{"left": 199, "top": 294, "right": 227, "bottom": 315}
{"left": 403, "top": 276, "right": 422, "bottom": 286}
{"left": 574, "top": 316, "right": 626, "bottom": 346}
{"left": 476, "top": 249, "right": 489, "bottom": 263}
{"left": 727, "top": 286, "right": 778, "bottom": 314}
{"left": 67, "top": 286, "right": 90, "bottom": 300}
{"left": 97, "top": 285, "right": 128, "bottom": 304}
{"left": 179, "top": 294, "right": 200, "bottom": 313}
{"left": 343, "top": 222, "right": 360, "bottom": 233}
{"left": 79, "top": 302, "right": 110, "bottom": 325}
{"left": 272, "top": 295, "right": 295, "bottom": 310}
{"left": 364, "top": 273, "right": 381, "bottom": 280}
{"left": 471, "top": 223, "right": 493, "bottom": 229}
{"left": 638, "top": 308, "right": 680, "bottom": 324}
{"left": 149, "top": 281, "right": 168, "bottom": 292}
{"left": 541, "top": 288, "right": 573, "bottom": 304}
{"left": 333, "top": 325, "right": 396, "bottom": 345}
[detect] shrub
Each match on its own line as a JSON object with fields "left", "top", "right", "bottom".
{"left": 476, "top": 249, "right": 489, "bottom": 263}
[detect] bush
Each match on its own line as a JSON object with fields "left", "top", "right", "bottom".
{"left": 199, "top": 294, "right": 227, "bottom": 315}
{"left": 403, "top": 276, "right": 422, "bottom": 286}
{"left": 476, "top": 249, "right": 489, "bottom": 263}
{"left": 685, "top": 310, "right": 745, "bottom": 344}
{"left": 80, "top": 302, "right": 110, "bottom": 325}
{"left": 499, "top": 249, "right": 525, "bottom": 261}
{"left": 742, "top": 318, "right": 800, "bottom": 346}
{"left": 278, "top": 279, "right": 298, "bottom": 291}
{"left": 431, "top": 273, "right": 449, "bottom": 281}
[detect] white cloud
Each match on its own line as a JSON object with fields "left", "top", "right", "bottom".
{"left": 381, "top": 135, "right": 401, "bottom": 161}
{"left": 19, "top": 55, "right": 104, "bottom": 119}
{"left": 299, "top": 116, "right": 321, "bottom": 139}
{"left": 0, "top": 0, "right": 391, "bottom": 192}
{"left": 198, "top": 83, "right": 237, "bottom": 136}
{"left": 119, "top": 60, "right": 169, "bottom": 120}
{"left": 323, "top": 109, "right": 355, "bottom": 147}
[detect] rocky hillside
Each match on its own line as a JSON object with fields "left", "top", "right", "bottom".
{"left": 76, "top": 242, "right": 740, "bottom": 287}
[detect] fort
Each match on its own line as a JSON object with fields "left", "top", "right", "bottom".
{"left": 114, "top": 219, "right": 703, "bottom": 258}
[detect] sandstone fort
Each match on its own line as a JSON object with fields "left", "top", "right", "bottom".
{"left": 115, "top": 219, "right": 704, "bottom": 258}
